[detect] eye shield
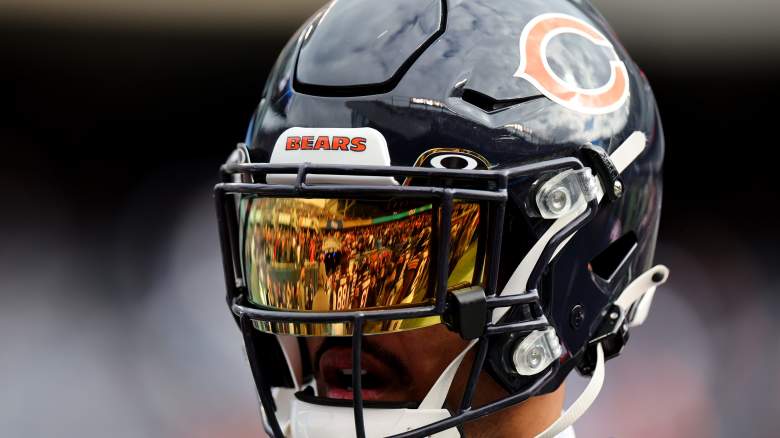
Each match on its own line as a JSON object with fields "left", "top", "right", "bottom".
{"left": 241, "top": 197, "right": 482, "bottom": 335}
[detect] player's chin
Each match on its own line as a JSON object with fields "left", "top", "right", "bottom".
{"left": 318, "top": 346, "right": 412, "bottom": 402}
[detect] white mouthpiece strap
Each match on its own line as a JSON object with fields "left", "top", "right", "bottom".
{"left": 419, "top": 340, "right": 478, "bottom": 409}
{"left": 535, "top": 343, "right": 605, "bottom": 438}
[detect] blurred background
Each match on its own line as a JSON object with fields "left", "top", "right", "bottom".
{"left": 1, "top": 0, "right": 778, "bottom": 437}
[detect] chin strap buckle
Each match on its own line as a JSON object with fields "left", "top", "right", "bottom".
{"left": 578, "top": 304, "right": 629, "bottom": 376}
{"left": 578, "top": 264, "right": 670, "bottom": 375}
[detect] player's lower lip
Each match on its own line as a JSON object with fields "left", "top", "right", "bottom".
{"left": 325, "top": 387, "right": 384, "bottom": 400}
{"left": 319, "top": 347, "right": 399, "bottom": 401}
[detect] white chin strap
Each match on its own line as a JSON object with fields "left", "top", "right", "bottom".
{"left": 289, "top": 400, "right": 457, "bottom": 438}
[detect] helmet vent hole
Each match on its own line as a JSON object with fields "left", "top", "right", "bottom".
{"left": 461, "top": 88, "right": 545, "bottom": 113}
{"left": 588, "top": 232, "right": 638, "bottom": 282}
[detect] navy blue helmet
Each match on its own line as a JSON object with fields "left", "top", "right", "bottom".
{"left": 215, "top": 0, "right": 668, "bottom": 436}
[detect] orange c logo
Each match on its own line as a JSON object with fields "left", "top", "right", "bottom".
{"left": 514, "top": 13, "right": 630, "bottom": 115}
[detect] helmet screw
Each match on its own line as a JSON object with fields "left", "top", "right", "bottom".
{"left": 547, "top": 186, "right": 571, "bottom": 215}
{"left": 570, "top": 305, "right": 585, "bottom": 329}
{"left": 527, "top": 346, "right": 544, "bottom": 369}
{"left": 613, "top": 180, "right": 623, "bottom": 197}
{"left": 609, "top": 311, "right": 619, "bottom": 320}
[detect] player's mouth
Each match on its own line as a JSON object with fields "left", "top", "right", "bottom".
{"left": 315, "top": 340, "right": 412, "bottom": 401}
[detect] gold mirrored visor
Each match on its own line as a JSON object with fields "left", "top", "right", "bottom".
{"left": 241, "top": 197, "right": 482, "bottom": 335}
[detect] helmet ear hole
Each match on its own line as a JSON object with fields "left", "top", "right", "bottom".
{"left": 588, "top": 232, "right": 638, "bottom": 282}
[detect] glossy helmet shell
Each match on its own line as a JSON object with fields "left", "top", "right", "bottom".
{"left": 243, "top": 0, "right": 663, "bottom": 400}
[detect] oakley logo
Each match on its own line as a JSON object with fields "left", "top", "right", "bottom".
{"left": 414, "top": 149, "right": 490, "bottom": 170}
{"left": 285, "top": 136, "right": 366, "bottom": 152}
{"left": 514, "top": 13, "right": 630, "bottom": 115}
{"left": 430, "top": 154, "right": 479, "bottom": 170}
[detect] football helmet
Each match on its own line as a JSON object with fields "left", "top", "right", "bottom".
{"left": 215, "top": 0, "right": 668, "bottom": 436}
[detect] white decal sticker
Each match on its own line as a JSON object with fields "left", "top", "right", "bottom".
{"left": 268, "top": 127, "right": 396, "bottom": 185}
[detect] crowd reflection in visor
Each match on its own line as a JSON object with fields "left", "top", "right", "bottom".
{"left": 241, "top": 198, "right": 481, "bottom": 335}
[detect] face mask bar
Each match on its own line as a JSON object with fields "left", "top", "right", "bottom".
{"left": 214, "top": 157, "right": 599, "bottom": 438}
